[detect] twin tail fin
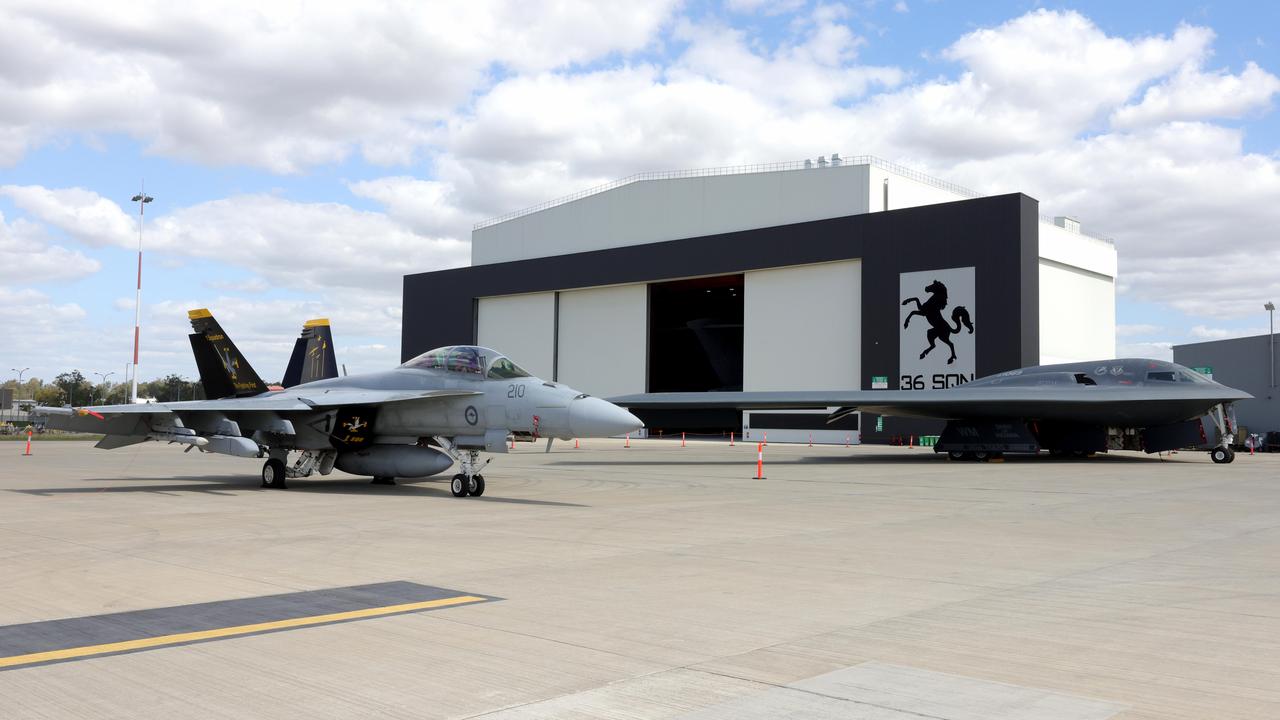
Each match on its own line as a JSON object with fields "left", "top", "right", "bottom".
{"left": 282, "top": 318, "right": 338, "bottom": 388}
{"left": 187, "top": 309, "right": 269, "bottom": 399}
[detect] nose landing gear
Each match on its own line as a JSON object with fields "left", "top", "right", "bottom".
{"left": 436, "top": 436, "right": 490, "bottom": 497}
{"left": 1206, "top": 404, "right": 1237, "bottom": 464}
{"left": 450, "top": 473, "right": 486, "bottom": 497}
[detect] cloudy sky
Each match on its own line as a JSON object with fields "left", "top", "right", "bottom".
{"left": 2, "top": 0, "right": 1278, "bottom": 385}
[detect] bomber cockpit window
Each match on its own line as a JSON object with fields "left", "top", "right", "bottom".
{"left": 1146, "top": 371, "right": 1177, "bottom": 382}
{"left": 487, "top": 357, "right": 530, "bottom": 379}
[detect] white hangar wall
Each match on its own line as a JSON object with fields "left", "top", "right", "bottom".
{"left": 1037, "top": 221, "right": 1117, "bottom": 365}
{"left": 556, "top": 284, "right": 648, "bottom": 398}
{"left": 743, "top": 260, "right": 861, "bottom": 391}
{"left": 476, "top": 292, "right": 556, "bottom": 380}
{"left": 473, "top": 163, "right": 875, "bottom": 265}
{"left": 867, "top": 165, "right": 976, "bottom": 211}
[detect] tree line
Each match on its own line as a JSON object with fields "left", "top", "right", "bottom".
{"left": 3, "top": 372, "right": 212, "bottom": 406}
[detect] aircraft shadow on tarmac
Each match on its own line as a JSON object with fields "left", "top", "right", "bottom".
{"left": 11, "top": 477, "right": 586, "bottom": 506}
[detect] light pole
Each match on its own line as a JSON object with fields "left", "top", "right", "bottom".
{"left": 93, "top": 371, "right": 115, "bottom": 405}
{"left": 1266, "top": 302, "right": 1275, "bottom": 388}
{"left": 129, "top": 186, "right": 153, "bottom": 403}
{"left": 7, "top": 368, "right": 25, "bottom": 423}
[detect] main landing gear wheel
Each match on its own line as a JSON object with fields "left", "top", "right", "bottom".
{"left": 261, "top": 458, "right": 288, "bottom": 489}
{"left": 973, "top": 451, "right": 990, "bottom": 462}
{"left": 451, "top": 474, "right": 469, "bottom": 497}
{"left": 1210, "top": 447, "right": 1235, "bottom": 464}
{"left": 468, "top": 474, "right": 485, "bottom": 497}
{"left": 947, "top": 450, "right": 966, "bottom": 461}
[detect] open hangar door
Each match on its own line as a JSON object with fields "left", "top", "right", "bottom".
{"left": 643, "top": 274, "right": 744, "bottom": 434}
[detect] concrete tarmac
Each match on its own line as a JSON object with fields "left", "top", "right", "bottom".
{"left": 0, "top": 439, "right": 1277, "bottom": 718}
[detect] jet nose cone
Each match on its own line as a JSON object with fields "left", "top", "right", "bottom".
{"left": 570, "top": 396, "right": 644, "bottom": 438}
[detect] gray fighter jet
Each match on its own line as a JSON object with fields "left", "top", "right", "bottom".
{"left": 37, "top": 309, "right": 643, "bottom": 495}
{"left": 611, "top": 359, "right": 1251, "bottom": 463}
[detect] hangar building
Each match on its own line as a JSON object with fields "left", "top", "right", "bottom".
{"left": 402, "top": 156, "right": 1117, "bottom": 442}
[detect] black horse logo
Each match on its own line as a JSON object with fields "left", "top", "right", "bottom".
{"left": 902, "top": 279, "right": 974, "bottom": 365}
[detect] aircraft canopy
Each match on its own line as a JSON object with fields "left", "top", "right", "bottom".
{"left": 400, "top": 346, "right": 532, "bottom": 380}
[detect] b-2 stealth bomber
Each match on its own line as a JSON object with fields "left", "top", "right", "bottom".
{"left": 612, "top": 359, "right": 1251, "bottom": 463}
{"left": 38, "top": 310, "right": 643, "bottom": 494}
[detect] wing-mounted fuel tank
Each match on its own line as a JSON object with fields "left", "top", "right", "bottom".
{"left": 334, "top": 445, "right": 453, "bottom": 478}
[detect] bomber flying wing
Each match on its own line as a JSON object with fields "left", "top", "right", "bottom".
{"left": 610, "top": 385, "right": 1251, "bottom": 426}
{"left": 610, "top": 359, "right": 1253, "bottom": 462}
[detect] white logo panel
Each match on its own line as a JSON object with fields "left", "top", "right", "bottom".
{"left": 899, "top": 267, "right": 976, "bottom": 390}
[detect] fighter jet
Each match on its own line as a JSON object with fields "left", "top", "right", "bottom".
{"left": 37, "top": 309, "right": 643, "bottom": 495}
{"left": 611, "top": 359, "right": 1251, "bottom": 463}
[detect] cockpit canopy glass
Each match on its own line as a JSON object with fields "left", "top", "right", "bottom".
{"left": 486, "top": 357, "right": 530, "bottom": 379}
{"left": 400, "top": 346, "right": 530, "bottom": 379}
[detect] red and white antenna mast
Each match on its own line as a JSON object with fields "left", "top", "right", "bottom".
{"left": 129, "top": 184, "right": 153, "bottom": 403}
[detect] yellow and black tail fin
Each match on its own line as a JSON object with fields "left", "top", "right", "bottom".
{"left": 282, "top": 318, "right": 338, "bottom": 388}
{"left": 187, "top": 309, "right": 269, "bottom": 399}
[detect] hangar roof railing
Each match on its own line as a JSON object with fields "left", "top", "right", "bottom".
{"left": 473, "top": 154, "right": 1113, "bottom": 244}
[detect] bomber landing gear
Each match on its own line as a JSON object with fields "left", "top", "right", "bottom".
{"left": 946, "top": 450, "right": 1002, "bottom": 462}
{"left": 261, "top": 457, "right": 288, "bottom": 489}
{"left": 371, "top": 476, "right": 396, "bottom": 485}
{"left": 1206, "top": 403, "right": 1237, "bottom": 464}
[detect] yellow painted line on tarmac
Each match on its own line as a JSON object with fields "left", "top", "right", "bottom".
{"left": 0, "top": 594, "right": 484, "bottom": 669}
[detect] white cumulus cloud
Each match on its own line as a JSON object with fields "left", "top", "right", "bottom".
{"left": 0, "top": 211, "right": 101, "bottom": 283}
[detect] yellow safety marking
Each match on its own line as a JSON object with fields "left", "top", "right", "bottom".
{"left": 0, "top": 595, "right": 484, "bottom": 669}
{"left": 303, "top": 317, "right": 330, "bottom": 327}
{"left": 187, "top": 308, "right": 212, "bottom": 319}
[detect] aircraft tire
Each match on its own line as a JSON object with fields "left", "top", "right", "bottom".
{"left": 1210, "top": 447, "right": 1231, "bottom": 464}
{"left": 262, "top": 459, "right": 288, "bottom": 489}
{"left": 947, "top": 450, "right": 966, "bottom": 461}
{"left": 974, "top": 451, "right": 990, "bottom": 462}
{"left": 450, "top": 474, "right": 469, "bottom": 497}
{"left": 469, "top": 474, "right": 485, "bottom": 497}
